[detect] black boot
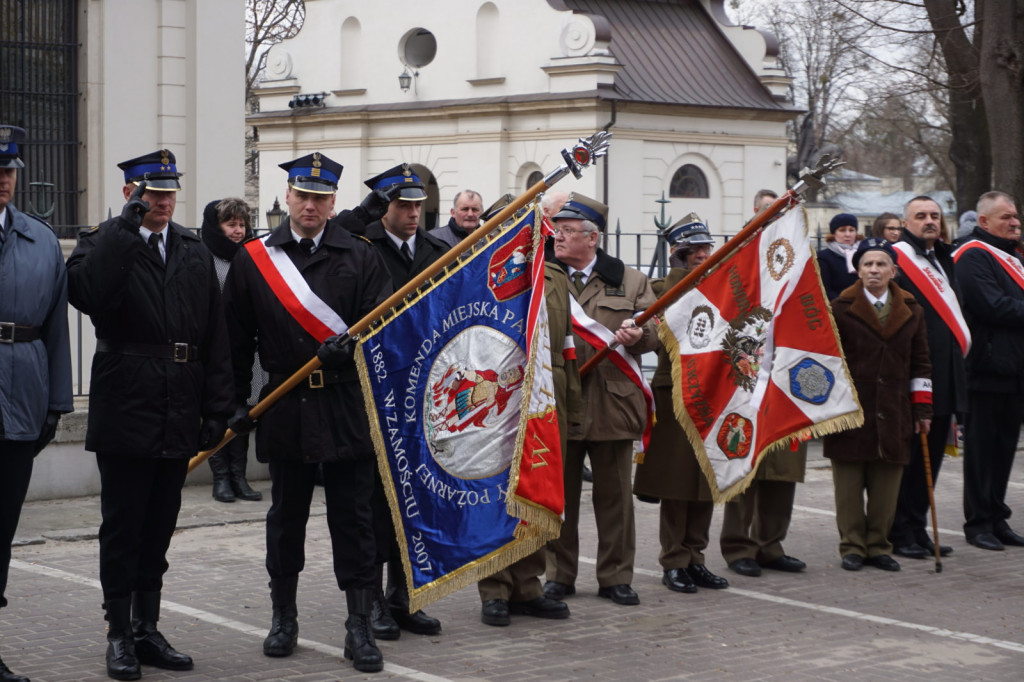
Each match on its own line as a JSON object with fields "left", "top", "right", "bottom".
{"left": 228, "top": 437, "right": 262, "bottom": 501}
{"left": 209, "top": 451, "right": 235, "bottom": 503}
{"left": 131, "top": 591, "right": 194, "bottom": 670}
{"left": 370, "top": 566, "right": 399, "bottom": 641}
{"left": 386, "top": 557, "right": 441, "bottom": 635}
{"left": 104, "top": 597, "right": 140, "bottom": 681}
{"left": 264, "top": 577, "right": 298, "bottom": 657}
{"left": 344, "top": 589, "right": 383, "bottom": 673}
{"left": 0, "top": 654, "right": 29, "bottom": 682}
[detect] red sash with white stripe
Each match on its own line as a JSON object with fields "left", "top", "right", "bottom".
{"left": 245, "top": 237, "right": 348, "bottom": 343}
{"left": 892, "top": 242, "right": 971, "bottom": 356}
{"left": 569, "top": 297, "right": 654, "bottom": 451}
{"left": 953, "top": 239, "right": 1024, "bottom": 290}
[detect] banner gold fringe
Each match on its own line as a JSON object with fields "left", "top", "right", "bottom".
{"left": 659, "top": 214, "right": 864, "bottom": 505}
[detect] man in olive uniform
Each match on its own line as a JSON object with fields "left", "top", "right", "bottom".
{"left": 543, "top": 194, "right": 658, "bottom": 606}
{"left": 67, "top": 150, "right": 233, "bottom": 680}
{"left": 477, "top": 197, "right": 582, "bottom": 626}
{"left": 633, "top": 214, "right": 729, "bottom": 593}
{"left": 720, "top": 194, "right": 807, "bottom": 578}
{"left": 224, "top": 152, "right": 393, "bottom": 673}
{"left": 360, "top": 164, "right": 445, "bottom": 640}
{"left": 0, "top": 124, "right": 73, "bottom": 682}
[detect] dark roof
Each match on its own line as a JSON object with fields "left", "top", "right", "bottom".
{"left": 560, "top": 0, "right": 787, "bottom": 111}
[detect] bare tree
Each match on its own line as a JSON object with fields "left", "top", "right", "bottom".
{"left": 246, "top": 0, "right": 306, "bottom": 105}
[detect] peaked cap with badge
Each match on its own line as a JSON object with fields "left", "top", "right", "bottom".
{"left": 482, "top": 193, "right": 514, "bottom": 222}
{"left": 662, "top": 212, "right": 714, "bottom": 250}
{"left": 0, "top": 124, "right": 26, "bottom": 169}
{"left": 552, "top": 192, "right": 608, "bottom": 232}
{"left": 117, "top": 149, "right": 183, "bottom": 191}
{"left": 364, "top": 163, "right": 427, "bottom": 201}
{"left": 279, "top": 152, "right": 343, "bottom": 195}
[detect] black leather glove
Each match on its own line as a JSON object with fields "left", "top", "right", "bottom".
{"left": 33, "top": 411, "right": 61, "bottom": 457}
{"left": 118, "top": 180, "right": 150, "bottom": 232}
{"left": 351, "top": 188, "right": 394, "bottom": 225}
{"left": 228, "top": 405, "right": 258, "bottom": 436}
{"left": 317, "top": 334, "right": 355, "bottom": 370}
{"left": 198, "top": 417, "right": 227, "bottom": 451}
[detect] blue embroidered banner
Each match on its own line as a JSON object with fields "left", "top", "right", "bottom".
{"left": 356, "top": 204, "right": 561, "bottom": 610}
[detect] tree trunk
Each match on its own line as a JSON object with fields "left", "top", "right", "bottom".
{"left": 979, "top": 0, "right": 1024, "bottom": 204}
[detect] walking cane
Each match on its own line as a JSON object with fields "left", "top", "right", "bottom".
{"left": 919, "top": 431, "right": 943, "bottom": 573}
{"left": 187, "top": 131, "right": 612, "bottom": 474}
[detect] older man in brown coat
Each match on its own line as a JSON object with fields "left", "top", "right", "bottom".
{"left": 543, "top": 194, "right": 658, "bottom": 606}
{"left": 825, "top": 238, "right": 932, "bottom": 572}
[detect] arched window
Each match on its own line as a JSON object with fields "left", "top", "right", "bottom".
{"left": 669, "top": 164, "right": 709, "bottom": 198}
{"left": 526, "top": 170, "right": 543, "bottom": 190}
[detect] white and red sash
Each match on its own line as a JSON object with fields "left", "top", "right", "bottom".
{"left": 245, "top": 237, "right": 348, "bottom": 343}
{"left": 569, "top": 297, "right": 654, "bottom": 451}
{"left": 892, "top": 242, "right": 971, "bottom": 356}
{"left": 953, "top": 239, "right": 1024, "bottom": 290}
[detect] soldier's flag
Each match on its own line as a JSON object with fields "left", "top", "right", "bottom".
{"left": 660, "top": 208, "right": 862, "bottom": 502}
{"left": 356, "top": 204, "right": 562, "bottom": 611}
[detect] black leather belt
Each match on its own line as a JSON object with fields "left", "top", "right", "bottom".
{"left": 0, "top": 322, "right": 41, "bottom": 343}
{"left": 270, "top": 369, "right": 345, "bottom": 389}
{"left": 96, "top": 339, "right": 200, "bottom": 362}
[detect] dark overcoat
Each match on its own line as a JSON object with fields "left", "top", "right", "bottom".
{"left": 223, "top": 222, "right": 393, "bottom": 464}
{"left": 363, "top": 220, "right": 449, "bottom": 289}
{"left": 894, "top": 230, "right": 967, "bottom": 415}
{"left": 824, "top": 280, "right": 932, "bottom": 465}
{"left": 66, "top": 218, "right": 234, "bottom": 457}
{"left": 816, "top": 247, "right": 858, "bottom": 302}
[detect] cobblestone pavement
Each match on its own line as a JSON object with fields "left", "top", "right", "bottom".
{"left": 5, "top": 443, "right": 1024, "bottom": 681}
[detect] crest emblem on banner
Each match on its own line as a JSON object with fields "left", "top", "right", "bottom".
{"left": 717, "top": 413, "right": 752, "bottom": 459}
{"left": 488, "top": 227, "right": 532, "bottom": 301}
{"left": 766, "top": 238, "right": 795, "bottom": 281}
{"left": 790, "top": 358, "right": 834, "bottom": 405}
{"left": 687, "top": 305, "right": 715, "bottom": 349}
{"left": 722, "top": 306, "right": 772, "bottom": 391}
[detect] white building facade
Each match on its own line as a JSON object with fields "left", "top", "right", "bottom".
{"left": 251, "top": 0, "right": 796, "bottom": 263}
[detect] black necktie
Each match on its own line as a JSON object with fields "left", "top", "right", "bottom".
{"left": 926, "top": 251, "right": 941, "bottom": 270}
{"left": 148, "top": 232, "right": 163, "bottom": 261}
{"left": 299, "top": 238, "right": 315, "bottom": 256}
{"left": 400, "top": 241, "right": 412, "bottom": 263}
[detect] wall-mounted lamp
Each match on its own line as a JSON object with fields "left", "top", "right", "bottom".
{"left": 398, "top": 68, "right": 418, "bottom": 93}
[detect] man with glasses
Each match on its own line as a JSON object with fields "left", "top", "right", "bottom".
{"left": 543, "top": 194, "right": 658, "bottom": 607}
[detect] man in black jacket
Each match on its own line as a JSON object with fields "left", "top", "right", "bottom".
{"left": 223, "top": 152, "right": 393, "bottom": 673}
{"left": 889, "top": 196, "right": 967, "bottom": 559}
{"left": 429, "top": 189, "right": 482, "bottom": 248}
{"left": 953, "top": 191, "right": 1024, "bottom": 551}
{"left": 67, "top": 150, "right": 233, "bottom": 680}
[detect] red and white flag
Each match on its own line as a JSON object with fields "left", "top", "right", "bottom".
{"left": 659, "top": 208, "right": 862, "bottom": 501}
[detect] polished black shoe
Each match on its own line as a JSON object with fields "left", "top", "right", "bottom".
{"left": 892, "top": 543, "right": 929, "bottom": 559}
{"left": 916, "top": 536, "right": 953, "bottom": 557}
{"left": 106, "top": 635, "right": 141, "bottom": 681}
{"left": 542, "top": 581, "right": 575, "bottom": 601}
{"left": 582, "top": 465, "right": 593, "bottom": 483}
{"left": 391, "top": 607, "right": 442, "bottom": 636}
{"left": 967, "top": 532, "right": 1005, "bottom": 551}
{"left": 134, "top": 629, "right": 194, "bottom": 671}
{"left": 865, "top": 555, "right": 901, "bottom": 572}
{"left": 728, "top": 558, "right": 762, "bottom": 577}
{"left": 597, "top": 584, "right": 639, "bottom": 606}
{"left": 662, "top": 568, "right": 697, "bottom": 593}
{"left": 759, "top": 555, "right": 806, "bottom": 573}
{"left": 994, "top": 528, "right": 1024, "bottom": 547}
{"left": 480, "top": 599, "right": 510, "bottom": 627}
{"left": 509, "top": 596, "right": 570, "bottom": 619}
{"left": 0, "top": 656, "right": 29, "bottom": 682}
{"left": 840, "top": 554, "right": 863, "bottom": 571}
{"left": 686, "top": 564, "right": 729, "bottom": 589}
{"left": 371, "top": 592, "right": 400, "bottom": 641}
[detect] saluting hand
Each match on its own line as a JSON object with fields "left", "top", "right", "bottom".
{"left": 118, "top": 180, "right": 151, "bottom": 231}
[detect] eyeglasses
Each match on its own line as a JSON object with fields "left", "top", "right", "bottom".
{"left": 553, "top": 226, "right": 595, "bottom": 237}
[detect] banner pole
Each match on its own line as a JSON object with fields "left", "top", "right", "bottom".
{"left": 578, "top": 154, "right": 846, "bottom": 378}
{"left": 187, "top": 131, "right": 613, "bottom": 474}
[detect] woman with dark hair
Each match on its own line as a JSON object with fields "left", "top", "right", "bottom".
{"left": 200, "top": 198, "right": 266, "bottom": 503}
{"left": 872, "top": 212, "right": 902, "bottom": 243}
{"left": 816, "top": 213, "right": 862, "bottom": 301}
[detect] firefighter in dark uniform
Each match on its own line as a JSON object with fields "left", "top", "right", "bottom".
{"left": 360, "top": 164, "right": 446, "bottom": 640}
{"left": 223, "top": 152, "right": 393, "bottom": 673}
{"left": 66, "top": 150, "right": 233, "bottom": 680}
{"left": 0, "top": 125, "right": 74, "bottom": 682}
